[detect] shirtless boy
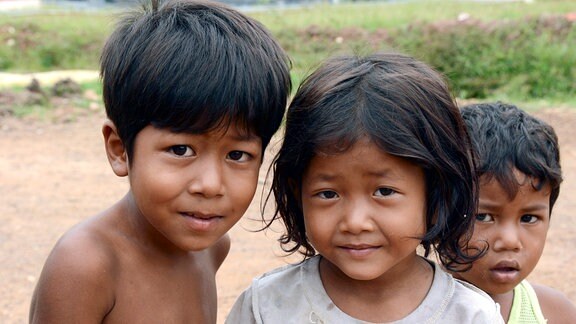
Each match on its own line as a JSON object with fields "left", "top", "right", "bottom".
{"left": 29, "top": 0, "right": 291, "bottom": 322}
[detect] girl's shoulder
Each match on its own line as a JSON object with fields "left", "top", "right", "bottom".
{"left": 226, "top": 256, "right": 325, "bottom": 323}
{"left": 427, "top": 259, "right": 494, "bottom": 303}
{"left": 426, "top": 261, "right": 504, "bottom": 323}
{"left": 252, "top": 255, "right": 319, "bottom": 290}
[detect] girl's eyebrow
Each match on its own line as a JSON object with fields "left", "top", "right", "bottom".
{"left": 306, "top": 169, "right": 401, "bottom": 182}
{"left": 305, "top": 172, "right": 339, "bottom": 182}
{"left": 365, "top": 169, "right": 401, "bottom": 179}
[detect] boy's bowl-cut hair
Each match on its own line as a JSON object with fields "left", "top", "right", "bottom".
{"left": 267, "top": 52, "right": 482, "bottom": 271}
{"left": 461, "top": 102, "right": 562, "bottom": 213}
{"left": 100, "top": 0, "right": 291, "bottom": 160}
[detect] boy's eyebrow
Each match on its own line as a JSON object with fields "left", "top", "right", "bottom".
{"left": 228, "top": 131, "right": 260, "bottom": 142}
{"left": 478, "top": 200, "right": 549, "bottom": 213}
{"left": 477, "top": 200, "right": 501, "bottom": 209}
{"left": 519, "top": 204, "right": 549, "bottom": 213}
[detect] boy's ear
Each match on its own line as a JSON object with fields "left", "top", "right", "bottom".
{"left": 102, "top": 120, "right": 128, "bottom": 177}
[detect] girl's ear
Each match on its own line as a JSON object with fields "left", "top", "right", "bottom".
{"left": 102, "top": 120, "right": 128, "bottom": 177}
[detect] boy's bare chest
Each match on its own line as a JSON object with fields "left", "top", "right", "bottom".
{"left": 104, "top": 253, "right": 218, "bottom": 323}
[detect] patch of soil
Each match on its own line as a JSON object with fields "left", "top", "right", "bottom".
{"left": 1, "top": 106, "right": 575, "bottom": 323}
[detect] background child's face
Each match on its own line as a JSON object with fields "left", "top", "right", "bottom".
{"left": 300, "top": 138, "right": 427, "bottom": 282}
{"left": 456, "top": 172, "right": 551, "bottom": 296}
{"left": 126, "top": 124, "right": 262, "bottom": 251}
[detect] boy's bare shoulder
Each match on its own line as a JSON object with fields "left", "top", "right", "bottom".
{"left": 532, "top": 283, "right": 576, "bottom": 323}
{"left": 31, "top": 201, "right": 233, "bottom": 323}
{"left": 30, "top": 213, "right": 119, "bottom": 323}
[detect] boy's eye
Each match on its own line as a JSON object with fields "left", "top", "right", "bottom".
{"left": 520, "top": 215, "right": 539, "bottom": 224}
{"left": 169, "top": 145, "right": 194, "bottom": 157}
{"left": 227, "top": 150, "right": 251, "bottom": 162}
{"left": 317, "top": 191, "right": 339, "bottom": 199}
{"left": 476, "top": 213, "right": 494, "bottom": 222}
{"left": 374, "top": 188, "right": 395, "bottom": 197}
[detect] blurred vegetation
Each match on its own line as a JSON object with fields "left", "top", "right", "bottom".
{"left": 0, "top": 12, "right": 113, "bottom": 71}
{"left": 0, "top": 0, "right": 575, "bottom": 104}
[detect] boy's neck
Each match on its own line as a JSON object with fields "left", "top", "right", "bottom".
{"left": 491, "top": 290, "right": 514, "bottom": 322}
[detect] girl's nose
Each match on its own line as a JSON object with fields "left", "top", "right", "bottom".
{"left": 339, "top": 200, "right": 375, "bottom": 234}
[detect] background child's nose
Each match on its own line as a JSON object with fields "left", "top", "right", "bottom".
{"left": 493, "top": 224, "right": 522, "bottom": 252}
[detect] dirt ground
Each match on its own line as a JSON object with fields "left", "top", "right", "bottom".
{"left": 1, "top": 105, "right": 575, "bottom": 323}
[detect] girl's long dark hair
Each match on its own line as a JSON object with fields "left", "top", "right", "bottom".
{"left": 265, "top": 52, "right": 484, "bottom": 271}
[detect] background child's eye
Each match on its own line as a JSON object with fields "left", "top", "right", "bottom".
{"left": 374, "top": 188, "right": 395, "bottom": 197}
{"left": 520, "top": 215, "right": 539, "bottom": 224}
{"left": 169, "top": 145, "right": 194, "bottom": 157}
{"left": 476, "top": 213, "right": 494, "bottom": 222}
{"left": 318, "top": 191, "right": 338, "bottom": 199}
{"left": 228, "top": 150, "right": 250, "bottom": 161}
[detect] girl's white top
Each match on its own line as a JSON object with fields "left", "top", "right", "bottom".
{"left": 226, "top": 255, "right": 504, "bottom": 324}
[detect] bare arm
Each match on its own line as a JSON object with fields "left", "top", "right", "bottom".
{"left": 533, "top": 283, "right": 576, "bottom": 324}
{"left": 29, "top": 231, "right": 116, "bottom": 324}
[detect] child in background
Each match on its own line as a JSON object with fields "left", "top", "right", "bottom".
{"left": 226, "top": 52, "right": 503, "bottom": 323}
{"left": 29, "top": 0, "right": 291, "bottom": 322}
{"left": 455, "top": 102, "right": 576, "bottom": 323}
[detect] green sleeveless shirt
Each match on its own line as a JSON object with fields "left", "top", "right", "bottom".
{"left": 508, "top": 280, "right": 547, "bottom": 324}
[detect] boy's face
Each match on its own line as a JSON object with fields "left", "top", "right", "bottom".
{"left": 455, "top": 171, "right": 551, "bottom": 296}
{"left": 127, "top": 124, "right": 262, "bottom": 252}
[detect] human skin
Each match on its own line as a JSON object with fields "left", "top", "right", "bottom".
{"left": 122, "top": 124, "right": 263, "bottom": 253}
{"left": 454, "top": 172, "right": 576, "bottom": 322}
{"left": 29, "top": 121, "right": 263, "bottom": 323}
{"left": 300, "top": 138, "right": 432, "bottom": 322}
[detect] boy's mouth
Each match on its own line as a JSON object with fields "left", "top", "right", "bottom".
{"left": 490, "top": 260, "right": 520, "bottom": 283}
{"left": 181, "top": 212, "right": 221, "bottom": 219}
{"left": 180, "top": 212, "right": 223, "bottom": 231}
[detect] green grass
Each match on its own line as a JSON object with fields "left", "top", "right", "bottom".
{"left": 0, "top": 0, "right": 574, "bottom": 106}
{"left": 251, "top": 0, "right": 575, "bottom": 32}
{"left": 0, "top": 12, "right": 114, "bottom": 71}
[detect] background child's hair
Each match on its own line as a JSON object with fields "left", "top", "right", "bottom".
{"left": 461, "top": 102, "right": 562, "bottom": 213}
{"left": 100, "top": 0, "right": 291, "bottom": 160}
{"left": 267, "top": 52, "right": 482, "bottom": 271}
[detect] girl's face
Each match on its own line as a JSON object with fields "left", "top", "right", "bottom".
{"left": 301, "top": 138, "right": 427, "bottom": 282}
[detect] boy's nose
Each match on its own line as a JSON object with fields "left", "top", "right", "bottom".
{"left": 187, "top": 158, "right": 224, "bottom": 198}
{"left": 492, "top": 223, "right": 522, "bottom": 252}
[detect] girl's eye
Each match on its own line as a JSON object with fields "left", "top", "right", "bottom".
{"left": 476, "top": 213, "right": 494, "bottom": 223}
{"left": 374, "top": 188, "right": 395, "bottom": 197}
{"left": 227, "top": 150, "right": 251, "bottom": 162}
{"left": 317, "top": 191, "right": 339, "bottom": 199}
{"left": 520, "top": 215, "right": 539, "bottom": 224}
{"left": 169, "top": 145, "right": 194, "bottom": 157}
